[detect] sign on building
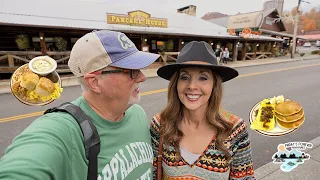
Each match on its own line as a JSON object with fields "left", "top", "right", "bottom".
{"left": 227, "top": 12, "right": 264, "bottom": 38}
{"left": 107, "top": 10, "right": 168, "bottom": 28}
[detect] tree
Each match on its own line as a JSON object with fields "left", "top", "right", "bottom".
{"left": 274, "top": 154, "right": 278, "bottom": 159}
{"left": 280, "top": 154, "right": 287, "bottom": 158}
{"left": 289, "top": 154, "right": 296, "bottom": 158}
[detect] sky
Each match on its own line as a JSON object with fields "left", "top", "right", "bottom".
{"left": 82, "top": 0, "right": 320, "bottom": 17}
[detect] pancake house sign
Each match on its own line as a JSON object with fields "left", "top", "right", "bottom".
{"left": 107, "top": 10, "right": 168, "bottom": 28}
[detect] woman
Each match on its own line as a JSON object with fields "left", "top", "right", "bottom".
{"left": 151, "top": 41, "right": 255, "bottom": 180}
{"left": 222, "top": 47, "right": 230, "bottom": 64}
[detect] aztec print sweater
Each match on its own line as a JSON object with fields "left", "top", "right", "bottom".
{"left": 150, "top": 113, "right": 255, "bottom": 180}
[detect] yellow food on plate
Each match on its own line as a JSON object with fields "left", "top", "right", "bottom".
{"left": 20, "top": 71, "right": 40, "bottom": 91}
{"left": 28, "top": 83, "right": 63, "bottom": 102}
{"left": 275, "top": 109, "right": 304, "bottom": 123}
{"left": 11, "top": 64, "right": 63, "bottom": 104}
{"left": 34, "top": 77, "right": 55, "bottom": 97}
{"left": 250, "top": 99, "right": 276, "bottom": 131}
{"left": 274, "top": 100, "right": 302, "bottom": 116}
{"left": 277, "top": 116, "right": 305, "bottom": 129}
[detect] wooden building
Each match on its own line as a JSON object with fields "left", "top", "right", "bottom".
{"left": 0, "top": 1, "right": 283, "bottom": 76}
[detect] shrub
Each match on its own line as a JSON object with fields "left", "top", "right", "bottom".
{"left": 311, "top": 50, "right": 320, "bottom": 54}
{"left": 15, "top": 34, "right": 30, "bottom": 50}
{"left": 300, "top": 53, "right": 305, "bottom": 57}
{"left": 258, "top": 43, "right": 265, "bottom": 52}
{"left": 54, "top": 37, "right": 68, "bottom": 51}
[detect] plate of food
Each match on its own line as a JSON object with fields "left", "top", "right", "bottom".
{"left": 10, "top": 56, "right": 63, "bottom": 106}
{"left": 249, "top": 95, "right": 305, "bottom": 137}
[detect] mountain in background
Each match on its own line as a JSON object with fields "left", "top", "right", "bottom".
{"left": 201, "top": 12, "right": 229, "bottom": 20}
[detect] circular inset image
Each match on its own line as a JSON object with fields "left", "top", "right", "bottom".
{"left": 10, "top": 63, "right": 63, "bottom": 106}
{"left": 249, "top": 96, "right": 305, "bottom": 137}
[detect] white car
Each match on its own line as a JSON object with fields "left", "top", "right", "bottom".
{"left": 316, "top": 40, "right": 320, "bottom": 47}
{"left": 303, "top": 42, "right": 311, "bottom": 47}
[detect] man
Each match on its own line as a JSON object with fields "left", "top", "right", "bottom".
{"left": 215, "top": 45, "right": 222, "bottom": 63}
{"left": 0, "top": 30, "right": 159, "bottom": 179}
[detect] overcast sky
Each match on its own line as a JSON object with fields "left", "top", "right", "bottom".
{"left": 83, "top": 0, "right": 320, "bottom": 17}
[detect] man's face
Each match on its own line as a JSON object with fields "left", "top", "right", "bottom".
{"left": 98, "top": 66, "right": 146, "bottom": 108}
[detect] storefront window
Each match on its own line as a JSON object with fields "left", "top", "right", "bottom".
{"left": 157, "top": 41, "right": 165, "bottom": 51}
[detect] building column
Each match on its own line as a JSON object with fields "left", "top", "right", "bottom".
{"left": 39, "top": 32, "right": 47, "bottom": 55}
{"left": 232, "top": 40, "right": 238, "bottom": 61}
{"left": 178, "top": 38, "right": 183, "bottom": 51}
{"left": 241, "top": 42, "right": 248, "bottom": 61}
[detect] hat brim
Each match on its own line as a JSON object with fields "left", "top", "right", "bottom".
{"left": 157, "top": 63, "right": 239, "bottom": 82}
{"left": 111, "top": 51, "right": 160, "bottom": 69}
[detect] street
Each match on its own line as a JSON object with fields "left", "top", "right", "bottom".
{"left": 0, "top": 58, "right": 320, "bottom": 170}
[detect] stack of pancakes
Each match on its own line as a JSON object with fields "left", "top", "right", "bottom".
{"left": 274, "top": 100, "right": 305, "bottom": 129}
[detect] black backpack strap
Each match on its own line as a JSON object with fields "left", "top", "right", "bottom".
{"left": 44, "top": 102, "right": 100, "bottom": 180}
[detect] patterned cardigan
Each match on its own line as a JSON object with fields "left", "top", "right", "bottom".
{"left": 150, "top": 113, "right": 256, "bottom": 180}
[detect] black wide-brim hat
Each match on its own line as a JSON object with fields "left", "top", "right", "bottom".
{"left": 157, "top": 41, "right": 239, "bottom": 82}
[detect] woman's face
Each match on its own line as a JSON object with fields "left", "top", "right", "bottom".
{"left": 177, "top": 67, "right": 214, "bottom": 112}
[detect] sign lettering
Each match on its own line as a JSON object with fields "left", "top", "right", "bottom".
{"left": 107, "top": 10, "right": 168, "bottom": 28}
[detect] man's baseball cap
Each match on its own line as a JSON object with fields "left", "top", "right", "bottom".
{"left": 68, "top": 30, "right": 160, "bottom": 77}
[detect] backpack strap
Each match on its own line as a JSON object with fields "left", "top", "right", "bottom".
{"left": 44, "top": 102, "right": 100, "bottom": 180}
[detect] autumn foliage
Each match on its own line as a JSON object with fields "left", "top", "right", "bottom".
{"left": 284, "top": 7, "right": 320, "bottom": 34}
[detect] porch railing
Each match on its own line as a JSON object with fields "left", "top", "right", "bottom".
{"left": 0, "top": 51, "right": 71, "bottom": 73}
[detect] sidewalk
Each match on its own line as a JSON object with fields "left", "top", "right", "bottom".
{"left": 0, "top": 55, "right": 319, "bottom": 95}
{"left": 255, "top": 135, "right": 320, "bottom": 180}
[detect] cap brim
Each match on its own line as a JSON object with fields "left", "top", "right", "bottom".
{"left": 110, "top": 51, "right": 160, "bottom": 69}
{"left": 157, "top": 64, "right": 239, "bottom": 82}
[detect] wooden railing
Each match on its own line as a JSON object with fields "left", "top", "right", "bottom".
{"left": 158, "top": 52, "right": 179, "bottom": 63}
{"left": 0, "top": 51, "right": 71, "bottom": 73}
{"left": 244, "top": 52, "right": 272, "bottom": 60}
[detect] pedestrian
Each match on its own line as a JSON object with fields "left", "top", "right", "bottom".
{"left": 222, "top": 47, "right": 230, "bottom": 64}
{"left": 151, "top": 41, "right": 255, "bottom": 179}
{"left": 215, "top": 45, "right": 222, "bottom": 63}
{"left": 0, "top": 30, "right": 159, "bottom": 180}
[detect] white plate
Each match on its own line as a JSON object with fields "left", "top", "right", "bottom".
{"left": 10, "top": 64, "right": 62, "bottom": 106}
{"left": 249, "top": 100, "right": 298, "bottom": 137}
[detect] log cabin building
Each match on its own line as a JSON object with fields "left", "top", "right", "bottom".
{"left": 0, "top": 0, "right": 283, "bottom": 78}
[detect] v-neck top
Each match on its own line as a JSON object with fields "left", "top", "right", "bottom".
{"left": 180, "top": 146, "right": 201, "bottom": 165}
{"left": 150, "top": 112, "right": 255, "bottom": 180}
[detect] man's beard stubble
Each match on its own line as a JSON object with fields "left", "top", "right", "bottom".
{"left": 127, "top": 83, "right": 141, "bottom": 107}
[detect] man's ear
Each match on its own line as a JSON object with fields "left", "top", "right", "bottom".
{"left": 83, "top": 74, "right": 102, "bottom": 93}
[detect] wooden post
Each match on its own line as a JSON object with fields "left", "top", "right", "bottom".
{"left": 253, "top": 43, "right": 257, "bottom": 59}
{"left": 178, "top": 39, "right": 183, "bottom": 51}
{"left": 232, "top": 40, "right": 238, "bottom": 61}
{"left": 241, "top": 42, "right": 247, "bottom": 61}
{"left": 208, "top": 40, "right": 213, "bottom": 47}
{"left": 163, "top": 54, "right": 167, "bottom": 64}
{"left": 39, "top": 32, "right": 47, "bottom": 55}
{"left": 8, "top": 55, "right": 14, "bottom": 67}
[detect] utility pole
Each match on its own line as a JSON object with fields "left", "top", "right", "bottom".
{"left": 291, "top": 0, "right": 301, "bottom": 58}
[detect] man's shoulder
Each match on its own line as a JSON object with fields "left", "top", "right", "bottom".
{"left": 30, "top": 109, "right": 81, "bottom": 134}
{"left": 127, "top": 104, "right": 146, "bottom": 116}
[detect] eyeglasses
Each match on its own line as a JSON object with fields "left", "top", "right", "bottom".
{"left": 92, "top": 69, "right": 141, "bottom": 79}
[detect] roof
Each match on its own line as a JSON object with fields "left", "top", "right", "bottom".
{"left": 0, "top": 0, "right": 236, "bottom": 39}
{"left": 261, "top": 29, "right": 308, "bottom": 40}
{"left": 207, "top": 8, "right": 286, "bottom": 31}
{"left": 297, "top": 34, "right": 320, "bottom": 41}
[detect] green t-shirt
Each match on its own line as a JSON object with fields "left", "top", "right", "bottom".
{"left": 0, "top": 96, "right": 153, "bottom": 180}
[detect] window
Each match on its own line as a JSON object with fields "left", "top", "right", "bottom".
{"left": 266, "top": 17, "right": 274, "bottom": 25}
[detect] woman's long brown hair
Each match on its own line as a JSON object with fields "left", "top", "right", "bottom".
{"left": 159, "top": 69, "right": 234, "bottom": 161}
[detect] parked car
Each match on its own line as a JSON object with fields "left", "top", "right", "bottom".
{"left": 316, "top": 40, "right": 320, "bottom": 47}
{"left": 303, "top": 42, "right": 312, "bottom": 47}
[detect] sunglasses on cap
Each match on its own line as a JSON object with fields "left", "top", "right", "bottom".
{"left": 90, "top": 69, "right": 141, "bottom": 79}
